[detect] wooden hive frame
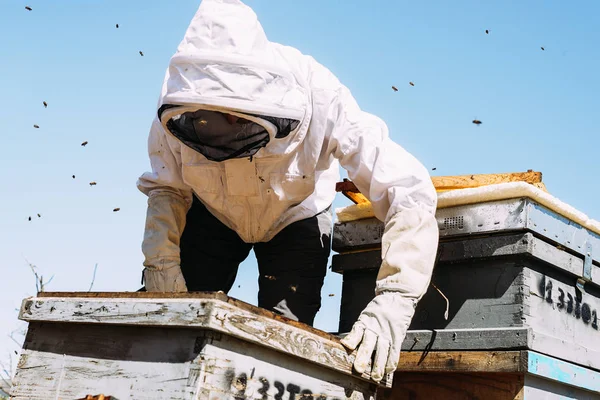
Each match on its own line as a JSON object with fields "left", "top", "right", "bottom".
{"left": 336, "top": 170, "right": 547, "bottom": 205}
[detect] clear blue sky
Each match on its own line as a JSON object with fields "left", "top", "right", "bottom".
{"left": 1, "top": 0, "right": 599, "bottom": 361}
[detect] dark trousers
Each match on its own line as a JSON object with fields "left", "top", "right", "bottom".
{"left": 179, "top": 196, "right": 332, "bottom": 326}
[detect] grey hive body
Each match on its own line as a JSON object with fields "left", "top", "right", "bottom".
{"left": 13, "top": 292, "right": 381, "bottom": 399}
{"left": 333, "top": 198, "right": 600, "bottom": 372}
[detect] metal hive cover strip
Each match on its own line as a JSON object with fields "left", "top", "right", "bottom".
{"left": 333, "top": 198, "right": 599, "bottom": 276}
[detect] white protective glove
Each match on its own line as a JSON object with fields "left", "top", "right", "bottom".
{"left": 143, "top": 264, "right": 188, "bottom": 292}
{"left": 340, "top": 292, "right": 416, "bottom": 382}
{"left": 141, "top": 190, "right": 190, "bottom": 293}
{"left": 341, "top": 208, "right": 439, "bottom": 382}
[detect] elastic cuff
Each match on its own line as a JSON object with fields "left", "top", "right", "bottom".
{"left": 143, "top": 258, "right": 180, "bottom": 271}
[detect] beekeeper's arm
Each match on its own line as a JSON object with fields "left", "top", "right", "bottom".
{"left": 137, "top": 117, "right": 193, "bottom": 292}
{"left": 308, "top": 58, "right": 438, "bottom": 382}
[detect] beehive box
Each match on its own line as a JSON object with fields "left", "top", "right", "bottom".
{"left": 333, "top": 193, "right": 600, "bottom": 372}
{"left": 12, "top": 292, "right": 382, "bottom": 400}
{"left": 390, "top": 350, "right": 600, "bottom": 399}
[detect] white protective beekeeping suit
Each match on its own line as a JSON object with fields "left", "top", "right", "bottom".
{"left": 137, "top": 0, "right": 438, "bottom": 382}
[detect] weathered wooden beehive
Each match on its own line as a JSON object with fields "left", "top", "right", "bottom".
{"left": 12, "top": 292, "right": 382, "bottom": 400}
{"left": 333, "top": 182, "right": 600, "bottom": 399}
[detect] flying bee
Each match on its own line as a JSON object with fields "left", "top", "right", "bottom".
{"left": 37, "top": 213, "right": 41, "bottom": 218}
{"left": 328, "top": 293, "right": 335, "bottom": 297}
{"left": 485, "top": 29, "right": 489, "bottom": 34}
{"left": 391, "top": 86, "right": 398, "bottom": 92}
{"left": 25, "top": 6, "right": 32, "bottom": 11}
{"left": 81, "top": 141, "right": 88, "bottom": 146}
{"left": 33, "top": 124, "right": 40, "bottom": 129}
{"left": 264, "top": 275, "right": 276, "bottom": 281}
{"left": 472, "top": 119, "right": 482, "bottom": 125}
{"left": 409, "top": 82, "right": 415, "bottom": 87}
{"left": 28, "top": 216, "right": 32, "bottom": 221}
{"left": 116, "top": 24, "right": 119, "bottom": 28}
{"left": 72, "top": 175, "right": 76, "bottom": 179}
{"left": 113, "top": 208, "right": 120, "bottom": 212}
{"left": 139, "top": 51, "right": 144, "bottom": 56}
{"left": 43, "top": 101, "right": 48, "bottom": 108}
{"left": 89, "top": 181, "right": 97, "bottom": 186}
{"left": 432, "top": 167, "right": 437, "bottom": 171}
{"left": 541, "top": 46, "right": 545, "bottom": 51}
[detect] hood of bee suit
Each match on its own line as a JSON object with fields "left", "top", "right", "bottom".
{"left": 158, "top": 0, "right": 310, "bottom": 157}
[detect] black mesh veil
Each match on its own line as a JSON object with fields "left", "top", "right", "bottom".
{"left": 159, "top": 105, "right": 300, "bottom": 162}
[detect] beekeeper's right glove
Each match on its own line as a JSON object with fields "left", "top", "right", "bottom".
{"left": 341, "top": 292, "right": 416, "bottom": 382}
{"left": 341, "top": 207, "right": 439, "bottom": 382}
{"left": 141, "top": 190, "right": 190, "bottom": 293}
{"left": 143, "top": 263, "right": 188, "bottom": 292}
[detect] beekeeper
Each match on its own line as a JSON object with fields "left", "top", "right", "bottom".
{"left": 137, "top": 0, "right": 438, "bottom": 382}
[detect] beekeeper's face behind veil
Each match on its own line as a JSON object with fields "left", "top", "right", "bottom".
{"left": 157, "top": 0, "right": 309, "bottom": 162}
{"left": 160, "top": 107, "right": 300, "bottom": 162}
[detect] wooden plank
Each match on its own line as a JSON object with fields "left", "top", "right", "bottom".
{"left": 335, "top": 171, "right": 543, "bottom": 204}
{"left": 400, "top": 328, "right": 531, "bottom": 352}
{"left": 333, "top": 222, "right": 598, "bottom": 284}
{"left": 383, "top": 372, "right": 600, "bottom": 400}
{"left": 526, "top": 351, "right": 600, "bottom": 393}
{"left": 383, "top": 351, "right": 600, "bottom": 399}
{"left": 12, "top": 323, "right": 374, "bottom": 400}
{"left": 37, "top": 291, "right": 336, "bottom": 341}
{"left": 396, "top": 349, "right": 600, "bottom": 393}
{"left": 333, "top": 232, "right": 596, "bottom": 282}
{"left": 19, "top": 294, "right": 391, "bottom": 387}
{"left": 333, "top": 233, "right": 534, "bottom": 273}
{"left": 396, "top": 351, "right": 527, "bottom": 373}
{"left": 335, "top": 181, "right": 370, "bottom": 205}
{"left": 380, "top": 372, "right": 525, "bottom": 400}
{"left": 432, "top": 171, "right": 542, "bottom": 191}
{"left": 523, "top": 375, "right": 600, "bottom": 399}
{"left": 345, "top": 192, "right": 370, "bottom": 205}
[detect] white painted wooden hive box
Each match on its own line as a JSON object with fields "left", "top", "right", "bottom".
{"left": 333, "top": 183, "right": 600, "bottom": 373}
{"left": 12, "top": 292, "right": 382, "bottom": 400}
